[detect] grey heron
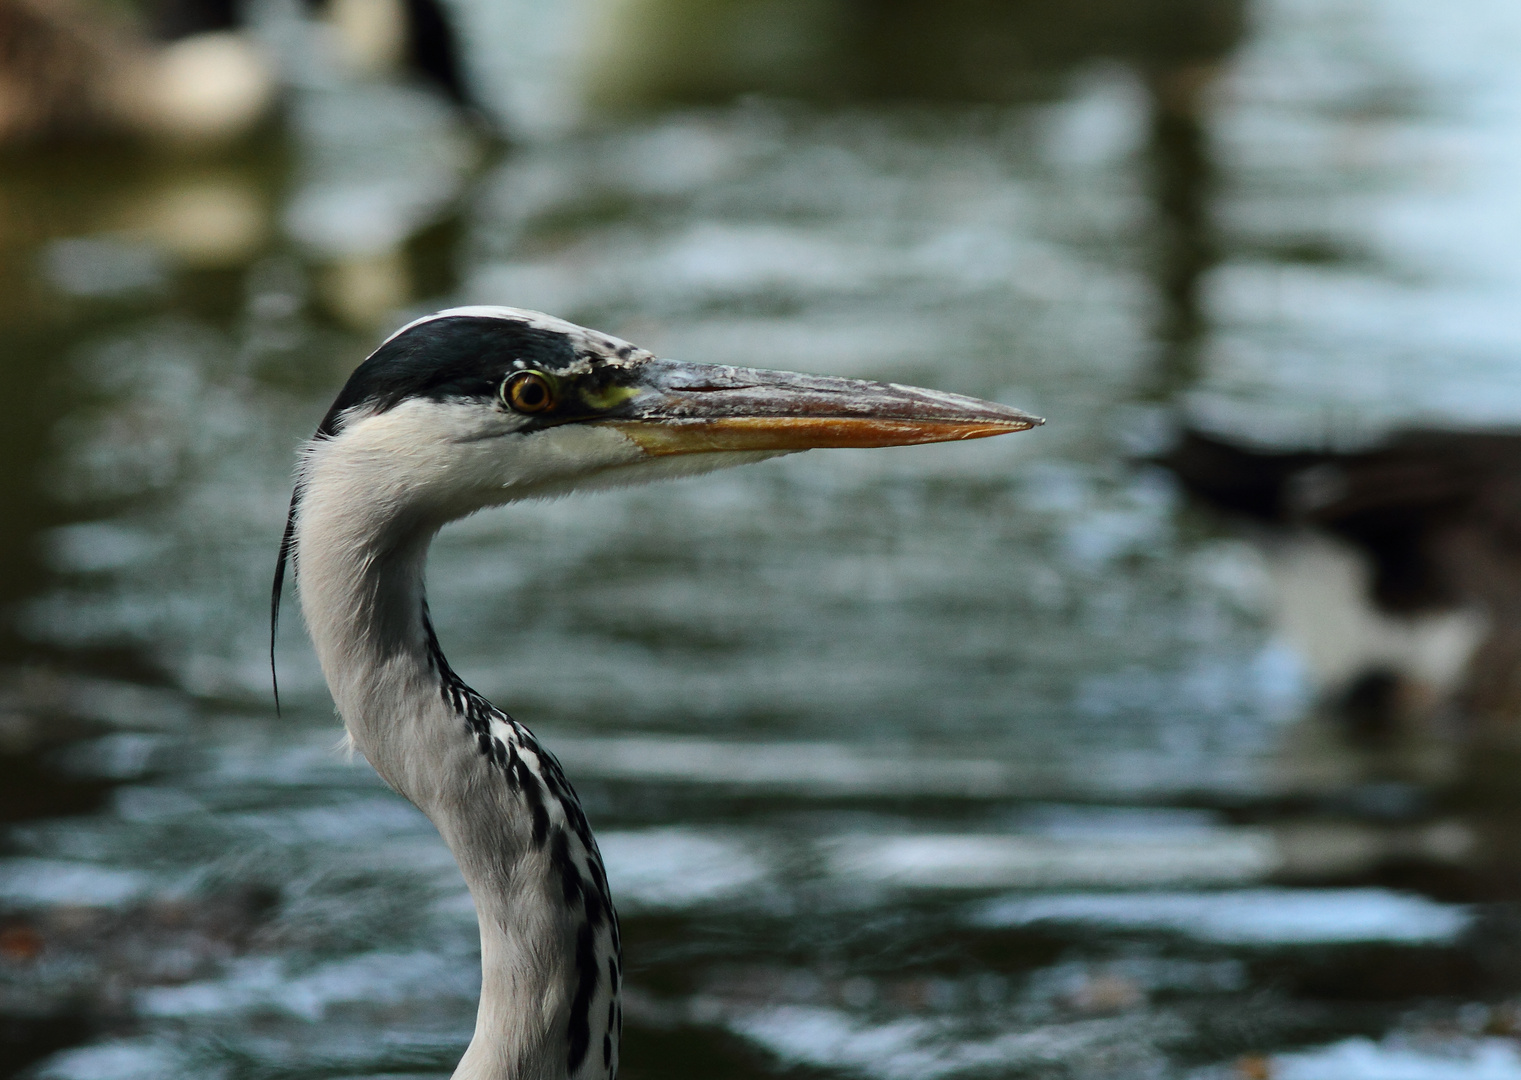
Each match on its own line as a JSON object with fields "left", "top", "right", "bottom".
{"left": 272, "top": 306, "right": 1042, "bottom": 1080}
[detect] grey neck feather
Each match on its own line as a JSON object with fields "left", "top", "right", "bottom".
{"left": 293, "top": 461, "right": 621, "bottom": 1080}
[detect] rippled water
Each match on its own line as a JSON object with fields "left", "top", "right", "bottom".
{"left": 4, "top": 0, "right": 1521, "bottom": 1077}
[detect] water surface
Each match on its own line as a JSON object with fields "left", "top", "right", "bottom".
{"left": 4, "top": 0, "right": 1521, "bottom": 1077}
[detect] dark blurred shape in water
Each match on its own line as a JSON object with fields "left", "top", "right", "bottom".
{"left": 148, "top": 0, "right": 238, "bottom": 41}
{"left": 1143, "top": 57, "right": 1219, "bottom": 397}
{"left": 0, "top": 0, "right": 275, "bottom": 145}
{"left": 586, "top": 0, "right": 1244, "bottom": 108}
{"left": 0, "top": 1015, "right": 92, "bottom": 1080}
{"left": 1165, "top": 427, "right": 1521, "bottom": 752}
{"left": 291, "top": 0, "right": 478, "bottom": 111}
{"left": 0, "top": 0, "right": 482, "bottom": 148}
{"left": 0, "top": 0, "right": 140, "bottom": 143}
{"left": 400, "top": 0, "right": 473, "bottom": 108}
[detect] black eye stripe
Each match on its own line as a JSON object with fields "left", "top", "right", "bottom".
{"left": 316, "top": 317, "right": 579, "bottom": 437}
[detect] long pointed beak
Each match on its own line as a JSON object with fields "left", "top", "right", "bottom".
{"left": 595, "top": 359, "right": 1043, "bottom": 455}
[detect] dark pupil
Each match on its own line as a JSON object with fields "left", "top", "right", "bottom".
{"left": 515, "top": 377, "right": 547, "bottom": 408}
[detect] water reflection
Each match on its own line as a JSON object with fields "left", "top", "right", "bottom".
{"left": 5, "top": 0, "right": 1521, "bottom": 1077}
{"left": 583, "top": 0, "right": 1243, "bottom": 109}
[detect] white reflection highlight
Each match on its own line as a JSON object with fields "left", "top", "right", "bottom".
{"left": 138, "top": 950, "right": 477, "bottom": 1020}
{"left": 1268, "top": 1036, "right": 1521, "bottom": 1080}
{"left": 729, "top": 1004, "right": 1157, "bottom": 1080}
{"left": 0, "top": 859, "right": 155, "bottom": 908}
{"left": 598, "top": 828, "right": 770, "bottom": 909}
{"left": 827, "top": 832, "right": 1278, "bottom": 890}
{"left": 550, "top": 735, "right": 1018, "bottom": 796}
{"left": 971, "top": 888, "right": 1470, "bottom": 945}
{"left": 33, "top": 1040, "right": 197, "bottom": 1080}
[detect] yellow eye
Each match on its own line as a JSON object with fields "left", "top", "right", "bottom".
{"left": 501, "top": 370, "right": 556, "bottom": 414}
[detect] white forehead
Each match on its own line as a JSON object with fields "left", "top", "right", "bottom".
{"left": 382, "top": 306, "right": 639, "bottom": 359}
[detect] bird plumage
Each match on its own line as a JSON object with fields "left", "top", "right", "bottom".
{"left": 275, "top": 306, "right": 1040, "bottom": 1079}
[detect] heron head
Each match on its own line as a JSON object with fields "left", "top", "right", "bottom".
{"left": 296, "top": 305, "right": 1042, "bottom": 522}
{"left": 271, "top": 306, "right": 1042, "bottom": 705}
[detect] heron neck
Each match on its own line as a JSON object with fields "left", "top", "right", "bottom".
{"left": 295, "top": 506, "right": 619, "bottom": 1080}
{"left": 295, "top": 517, "right": 438, "bottom": 793}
